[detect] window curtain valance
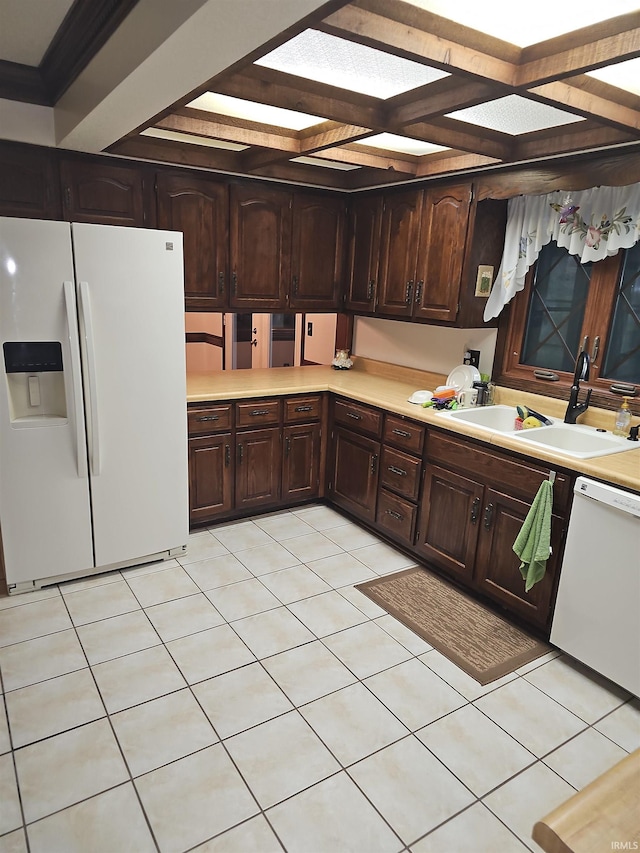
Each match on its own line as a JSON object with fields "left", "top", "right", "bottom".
{"left": 483, "top": 183, "right": 640, "bottom": 321}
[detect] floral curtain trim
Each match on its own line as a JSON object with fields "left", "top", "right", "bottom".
{"left": 483, "top": 183, "right": 640, "bottom": 321}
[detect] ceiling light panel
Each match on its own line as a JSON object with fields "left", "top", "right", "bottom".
{"left": 292, "top": 157, "right": 360, "bottom": 170}
{"left": 588, "top": 58, "right": 640, "bottom": 97}
{"left": 360, "top": 134, "right": 448, "bottom": 156}
{"left": 402, "top": 0, "right": 640, "bottom": 47}
{"left": 255, "top": 29, "right": 449, "bottom": 99}
{"left": 142, "top": 129, "right": 249, "bottom": 151}
{"left": 448, "top": 95, "right": 585, "bottom": 134}
{"left": 188, "top": 93, "right": 322, "bottom": 131}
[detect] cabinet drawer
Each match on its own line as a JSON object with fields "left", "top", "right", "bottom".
{"left": 376, "top": 489, "right": 417, "bottom": 544}
{"left": 188, "top": 405, "right": 232, "bottom": 435}
{"left": 428, "top": 431, "right": 572, "bottom": 512}
{"left": 333, "top": 398, "right": 382, "bottom": 437}
{"left": 236, "top": 399, "right": 281, "bottom": 427}
{"left": 380, "top": 447, "right": 422, "bottom": 500}
{"left": 285, "top": 395, "right": 322, "bottom": 423}
{"left": 384, "top": 415, "right": 425, "bottom": 455}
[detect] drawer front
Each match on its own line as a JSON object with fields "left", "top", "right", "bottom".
{"left": 427, "top": 430, "right": 572, "bottom": 512}
{"left": 376, "top": 489, "right": 417, "bottom": 544}
{"left": 188, "top": 405, "right": 232, "bottom": 435}
{"left": 333, "top": 398, "right": 382, "bottom": 437}
{"left": 384, "top": 415, "right": 425, "bottom": 455}
{"left": 285, "top": 395, "right": 322, "bottom": 423}
{"left": 380, "top": 446, "right": 422, "bottom": 500}
{"left": 236, "top": 399, "right": 281, "bottom": 427}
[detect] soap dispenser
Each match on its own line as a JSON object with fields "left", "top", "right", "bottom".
{"left": 613, "top": 396, "right": 632, "bottom": 437}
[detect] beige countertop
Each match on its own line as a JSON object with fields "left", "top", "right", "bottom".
{"left": 187, "top": 359, "right": 640, "bottom": 493}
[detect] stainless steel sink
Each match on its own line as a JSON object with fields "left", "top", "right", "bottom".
{"left": 446, "top": 405, "right": 638, "bottom": 459}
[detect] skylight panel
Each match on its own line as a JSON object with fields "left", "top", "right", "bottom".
{"left": 292, "top": 157, "right": 360, "bottom": 170}
{"left": 588, "top": 58, "right": 640, "bottom": 97}
{"left": 256, "top": 29, "right": 449, "bottom": 100}
{"left": 447, "top": 95, "right": 585, "bottom": 135}
{"left": 402, "top": 0, "right": 640, "bottom": 47}
{"left": 188, "top": 93, "right": 322, "bottom": 131}
{"left": 360, "top": 134, "right": 448, "bottom": 156}
{"left": 142, "top": 129, "right": 249, "bottom": 150}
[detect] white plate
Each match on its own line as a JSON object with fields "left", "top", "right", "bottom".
{"left": 407, "top": 390, "right": 433, "bottom": 405}
{"left": 446, "top": 364, "right": 481, "bottom": 392}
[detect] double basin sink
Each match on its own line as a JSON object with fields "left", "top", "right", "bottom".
{"left": 443, "top": 405, "right": 637, "bottom": 460}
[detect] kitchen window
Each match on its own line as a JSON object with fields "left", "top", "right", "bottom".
{"left": 497, "top": 240, "right": 640, "bottom": 408}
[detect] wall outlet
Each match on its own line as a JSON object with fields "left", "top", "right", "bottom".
{"left": 464, "top": 349, "right": 480, "bottom": 368}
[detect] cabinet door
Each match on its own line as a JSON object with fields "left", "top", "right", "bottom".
{"left": 290, "top": 193, "right": 345, "bottom": 310}
{"left": 377, "top": 188, "right": 422, "bottom": 317}
{"left": 414, "top": 183, "right": 471, "bottom": 322}
{"left": 188, "top": 434, "right": 233, "bottom": 524}
{"left": 345, "top": 194, "right": 382, "bottom": 313}
{"left": 229, "top": 183, "right": 290, "bottom": 309}
{"left": 236, "top": 427, "right": 282, "bottom": 510}
{"left": 329, "top": 427, "right": 379, "bottom": 522}
{"left": 0, "top": 143, "right": 61, "bottom": 219}
{"left": 415, "top": 465, "right": 483, "bottom": 582}
{"left": 474, "top": 488, "right": 563, "bottom": 630}
{"left": 157, "top": 173, "right": 228, "bottom": 311}
{"left": 60, "top": 160, "right": 145, "bottom": 226}
{"left": 283, "top": 423, "right": 321, "bottom": 502}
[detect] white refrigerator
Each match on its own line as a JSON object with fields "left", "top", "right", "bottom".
{"left": 0, "top": 217, "right": 189, "bottom": 593}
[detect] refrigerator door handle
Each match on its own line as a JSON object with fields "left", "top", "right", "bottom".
{"left": 63, "top": 281, "right": 88, "bottom": 479}
{"left": 79, "top": 281, "right": 101, "bottom": 476}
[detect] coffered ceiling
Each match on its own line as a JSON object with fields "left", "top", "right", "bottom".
{"left": 1, "top": 0, "right": 639, "bottom": 190}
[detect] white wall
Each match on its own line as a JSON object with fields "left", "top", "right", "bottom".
{"left": 352, "top": 317, "right": 498, "bottom": 378}
{"left": 0, "top": 99, "right": 55, "bottom": 146}
{"left": 304, "top": 313, "right": 337, "bottom": 365}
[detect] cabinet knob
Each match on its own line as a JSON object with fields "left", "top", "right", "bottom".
{"left": 470, "top": 497, "right": 480, "bottom": 524}
{"left": 415, "top": 280, "right": 423, "bottom": 304}
{"left": 367, "top": 280, "right": 375, "bottom": 301}
{"left": 218, "top": 271, "right": 225, "bottom": 296}
{"left": 483, "top": 503, "right": 494, "bottom": 530}
{"left": 370, "top": 454, "right": 378, "bottom": 476}
{"left": 405, "top": 280, "right": 413, "bottom": 303}
{"left": 285, "top": 436, "right": 291, "bottom": 456}
{"left": 238, "top": 444, "right": 244, "bottom": 463}
{"left": 225, "top": 444, "right": 230, "bottom": 467}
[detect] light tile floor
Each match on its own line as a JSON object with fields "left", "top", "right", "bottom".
{"left": 0, "top": 503, "right": 638, "bottom": 853}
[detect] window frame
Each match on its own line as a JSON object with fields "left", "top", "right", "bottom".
{"left": 494, "top": 245, "right": 639, "bottom": 413}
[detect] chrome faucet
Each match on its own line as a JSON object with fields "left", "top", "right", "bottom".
{"left": 564, "top": 351, "right": 592, "bottom": 424}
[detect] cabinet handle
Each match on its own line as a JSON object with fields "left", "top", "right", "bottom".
{"left": 225, "top": 444, "right": 230, "bottom": 467}
{"left": 533, "top": 370, "right": 559, "bottom": 381}
{"left": 218, "top": 271, "right": 225, "bottom": 295}
{"left": 470, "top": 497, "right": 480, "bottom": 524}
{"left": 385, "top": 509, "right": 404, "bottom": 521}
{"left": 196, "top": 415, "right": 219, "bottom": 422}
{"left": 610, "top": 383, "right": 637, "bottom": 396}
{"left": 591, "top": 335, "right": 600, "bottom": 362}
{"left": 387, "top": 465, "right": 407, "bottom": 477}
{"left": 391, "top": 428, "right": 411, "bottom": 438}
{"left": 483, "top": 503, "right": 494, "bottom": 530}
{"left": 232, "top": 272, "right": 237, "bottom": 294}
{"left": 250, "top": 409, "right": 270, "bottom": 416}
{"left": 238, "top": 444, "right": 243, "bottom": 464}
{"left": 285, "top": 436, "right": 291, "bottom": 456}
{"left": 367, "top": 280, "right": 375, "bottom": 300}
{"left": 579, "top": 335, "right": 589, "bottom": 354}
{"left": 292, "top": 275, "right": 299, "bottom": 295}
{"left": 346, "top": 411, "right": 362, "bottom": 421}
{"left": 64, "top": 186, "right": 71, "bottom": 208}
{"left": 370, "top": 454, "right": 378, "bottom": 476}
{"left": 405, "top": 280, "right": 413, "bottom": 303}
{"left": 295, "top": 405, "right": 313, "bottom": 412}
{"left": 415, "top": 280, "right": 423, "bottom": 304}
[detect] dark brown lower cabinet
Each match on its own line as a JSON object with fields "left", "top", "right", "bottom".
{"left": 235, "top": 427, "right": 281, "bottom": 510}
{"left": 283, "top": 423, "right": 321, "bottom": 502}
{"left": 188, "top": 434, "right": 233, "bottom": 522}
{"left": 329, "top": 427, "right": 379, "bottom": 522}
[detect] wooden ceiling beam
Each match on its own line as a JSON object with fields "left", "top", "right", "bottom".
{"left": 313, "top": 145, "right": 418, "bottom": 174}
{"left": 513, "top": 124, "right": 637, "bottom": 160}
{"left": 320, "top": 4, "right": 517, "bottom": 85}
{"left": 414, "top": 151, "right": 500, "bottom": 178}
{"left": 407, "top": 119, "right": 513, "bottom": 161}
{"left": 528, "top": 82, "right": 640, "bottom": 132}
{"left": 155, "top": 114, "right": 300, "bottom": 152}
{"left": 299, "top": 121, "right": 375, "bottom": 152}
{"left": 387, "top": 79, "right": 507, "bottom": 128}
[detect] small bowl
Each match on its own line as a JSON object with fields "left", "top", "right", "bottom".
{"left": 408, "top": 390, "right": 433, "bottom": 405}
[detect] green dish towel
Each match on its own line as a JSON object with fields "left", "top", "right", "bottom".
{"left": 513, "top": 479, "right": 553, "bottom": 592}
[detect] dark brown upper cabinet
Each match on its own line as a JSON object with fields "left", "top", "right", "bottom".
{"left": 229, "top": 183, "right": 291, "bottom": 310}
{"left": 0, "top": 142, "right": 61, "bottom": 220}
{"left": 60, "top": 160, "right": 146, "bottom": 226}
{"left": 414, "top": 184, "right": 472, "bottom": 323}
{"left": 290, "top": 193, "right": 346, "bottom": 311}
{"left": 156, "top": 172, "right": 228, "bottom": 311}
{"left": 376, "top": 188, "right": 423, "bottom": 318}
{"left": 345, "top": 194, "right": 383, "bottom": 314}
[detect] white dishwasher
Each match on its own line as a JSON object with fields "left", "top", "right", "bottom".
{"left": 551, "top": 476, "right": 640, "bottom": 697}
